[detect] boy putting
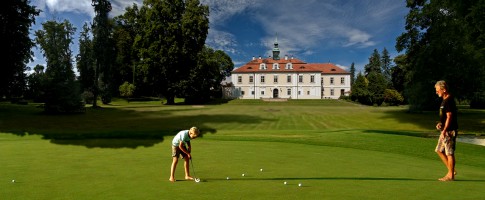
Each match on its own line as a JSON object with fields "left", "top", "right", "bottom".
{"left": 169, "top": 127, "right": 200, "bottom": 182}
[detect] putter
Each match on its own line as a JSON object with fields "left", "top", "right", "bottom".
{"left": 190, "top": 158, "right": 201, "bottom": 182}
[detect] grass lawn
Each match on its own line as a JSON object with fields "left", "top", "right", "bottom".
{"left": 1, "top": 99, "right": 485, "bottom": 199}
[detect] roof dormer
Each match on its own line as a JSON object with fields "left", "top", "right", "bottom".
{"left": 259, "top": 63, "right": 267, "bottom": 70}
{"left": 272, "top": 63, "right": 280, "bottom": 70}
{"left": 286, "top": 63, "right": 293, "bottom": 69}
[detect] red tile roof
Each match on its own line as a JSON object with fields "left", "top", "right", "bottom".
{"left": 233, "top": 57, "right": 349, "bottom": 74}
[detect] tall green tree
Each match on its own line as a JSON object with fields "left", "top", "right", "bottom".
{"left": 112, "top": 4, "right": 141, "bottom": 94}
{"left": 351, "top": 72, "right": 371, "bottom": 105}
{"left": 25, "top": 64, "right": 46, "bottom": 102}
{"left": 34, "top": 20, "right": 83, "bottom": 113}
{"left": 364, "top": 49, "right": 381, "bottom": 76}
{"left": 184, "top": 46, "right": 234, "bottom": 103}
{"left": 380, "top": 48, "right": 392, "bottom": 84}
{"left": 396, "top": 0, "right": 485, "bottom": 110}
{"left": 349, "top": 62, "right": 356, "bottom": 87}
{"left": 91, "top": 0, "right": 114, "bottom": 106}
{"left": 135, "top": 0, "right": 209, "bottom": 104}
{"left": 76, "top": 23, "right": 95, "bottom": 95}
{"left": 367, "top": 72, "right": 387, "bottom": 106}
{"left": 391, "top": 54, "right": 407, "bottom": 94}
{"left": 1, "top": 0, "right": 40, "bottom": 99}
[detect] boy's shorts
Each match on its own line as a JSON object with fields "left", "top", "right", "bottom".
{"left": 172, "top": 146, "right": 188, "bottom": 158}
{"left": 435, "top": 130, "right": 457, "bottom": 155}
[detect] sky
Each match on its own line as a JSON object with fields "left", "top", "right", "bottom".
{"left": 28, "top": 0, "right": 409, "bottom": 74}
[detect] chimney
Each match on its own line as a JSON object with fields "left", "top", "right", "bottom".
{"left": 252, "top": 56, "right": 255, "bottom": 60}
{"left": 285, "top": 55, "right": 288, "bottom": 60}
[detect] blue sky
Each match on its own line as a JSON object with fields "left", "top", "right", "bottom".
{"left": 29, "top": 0, "right": 409, "bottom": 74}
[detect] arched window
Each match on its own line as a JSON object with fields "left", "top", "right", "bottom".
{"left": 259, "top": 63, "right": 267, "bottom": 70}
{"left": 286, "top": 63, "right": 293, "bottom": 69}
{"left": 273, "top": 63, "right": 279, "bottom": 70}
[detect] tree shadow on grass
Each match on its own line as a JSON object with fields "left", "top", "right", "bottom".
{"left": 379, "top": 108, "right": 485, "bottom": 135}
{"left": 0, "top": 104, "right": 272, "bottom": 149}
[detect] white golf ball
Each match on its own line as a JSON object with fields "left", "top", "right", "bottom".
{"left": 195, "top": 178, "right": 200, "bottom": 183}
{"left": 226, "top": 177, "right": 230, "bottom": 180}
{"left": 242, "top": 173, "right": 245, "bottom": 177}
{"left": 260, "top": 168, "right": 263, "bottom": 172}
{"left": 298, "top": 183, "right": 302, "bottom": 187}
{"left": 284, "top": 181, "right": 287, "bottom": 185}
{"left": 12, "top": 180, "right": 15, "bottom": 183}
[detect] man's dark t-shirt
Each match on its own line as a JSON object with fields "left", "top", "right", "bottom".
{"left": 440, "top": 95, "right": 458, "bottom": 131}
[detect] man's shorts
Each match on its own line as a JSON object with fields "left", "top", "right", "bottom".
{"left": 435, "top": 130, "right": 457, "bottom": 155}
{"left": 172, "top": 146, "right": 188, "bottom": 158}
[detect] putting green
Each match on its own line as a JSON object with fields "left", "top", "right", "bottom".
{"left": 2, "top": 133, "right": 485, "bottom": 200}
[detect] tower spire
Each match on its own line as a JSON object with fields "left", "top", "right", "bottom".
{"left": 272, "top": 33, "right": 280, "bottom": 60}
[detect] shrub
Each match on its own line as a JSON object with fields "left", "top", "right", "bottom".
{"left": 119, "top": 82, "right": 136, "bottom": 98}
{"left": 383, "top": 89, "right": 404, "bottom": 106}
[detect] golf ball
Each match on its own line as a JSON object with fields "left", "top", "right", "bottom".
{"left": 260, "top": 168, "right": 263, "bottom": 172}
{"left": 298, "top": 183, "right": 302, "bottom": 187}
{"left": 12, "top": 180, "right": 15, "bottom": 183}
{"left": 195, "top": 178, "right": 200, "bottom": 183}
{"left": 226, "top": 177, "right": 230, "bottom": 180}
{"left": 284, "top": 181, "right": 287, "bottom": 185}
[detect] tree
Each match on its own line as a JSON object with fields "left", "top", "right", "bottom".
{"left": 364, "top": 49, "right": 381, "bottom": 76}
{"left": 349, "top": 62, "right": 356, "bottom": 87}
{"left": 91, "top": 0, "right": 114, "bottom": 106}
{"left": 367, "top": 72, "right": 387, "bottom": 106}
{"left": 25, "top": 64, "right": 46, "bottom": 102}
{"left": 380, "top": 48, "right": 392, "bottom": 85}
{"left": 34, "top": 20, "right": 83, "bottom": 113}
{"left": 112, "top": 4, "right": 141, "bottom": 95}
{"left": 396, "top": 0, "right": 485, "bottom": 110}
{"left": 390, "top": 54, "right": 407, "bottom": 94}
{"left": 135, "top": 0, "right": 209, "bottom": 104}
{"left": 184, "top": 46, "right": 234, "bottom": 103}
{"left": 1, "top": 0, "right": 40, "bottom": 99}
{"left": 351, "top": 72, "right": 371, "bottom": 105}
{"left": 76, "top": 23, "right": 95, "bottom": 95}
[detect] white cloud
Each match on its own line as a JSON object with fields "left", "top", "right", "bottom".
{"left": 206, "top": 29, "right": 238, "bottom": 54}
{"left": 44, "top": 0, "right": 94, "bottom": 17}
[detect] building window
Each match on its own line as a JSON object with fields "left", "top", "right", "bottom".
{"left": 251, "top": 91, "right": 254, "bottom": 95}
{"left": 249, "top": 76, "right": 254, "bottom": 83}
{"left": 260, "top": 63, "right": 267, "bottom": 70}
{"left": 330, "top": 89, "right": 334, "bottom": 96}
{"left": 261, "top": 91, "right": 265, "bottom": 95}
{"left": 341, "top": 89, "right": 345, "bottom": 96}
{"left": 298, "top": 90, "right": 301, "bottom": 95}
{"left": 238, "top": 76, "right": 242, "bottom": 83}
{"left": 341, "top": 77, "right": 345, "bottom": 85}
{"left": 307, "top": 91, "right": 310, "bottom": 95}
{"left": 310, "top": 75, "right": 315, "bottom": 83}
{"left": 286, "top": 63, "right": 293, "bottom": 69}
{"left": 261, "top": 76, "right": 265, "bottom": 83}
{"left": 330, "top": 77, "right": 334, "bottom": 85}
{"left": 274, "top": 75, "right": 278, "bottom": 83}
{"left": 298, "top": 75, "right": 303, "bottom": 83}
{"left": 241, "top": 91, "right": 245, "bottom": 95}
{"left": 287, "top": 88, "right": 291, "bottom": 95}
{"left": 287, "top": 75, "right": 291, "bottom": 83}
{"left": 273, "top": 63, "right": 279, "bottom": 70}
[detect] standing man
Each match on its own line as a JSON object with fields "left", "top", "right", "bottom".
{"left": 434, "top": 80, "right": 458, "bottom": 181}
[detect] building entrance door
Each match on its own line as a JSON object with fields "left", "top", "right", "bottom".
{"left": 273, "top": 88, "right": 279, "bottom": 98}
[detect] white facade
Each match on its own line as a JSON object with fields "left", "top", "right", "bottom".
{"left": 231, "top": 68, "right": 350, "bottom": 99}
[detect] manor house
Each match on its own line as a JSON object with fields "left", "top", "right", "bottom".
{"left": 229, "top": 39, "right": 351, "bottom": 100}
